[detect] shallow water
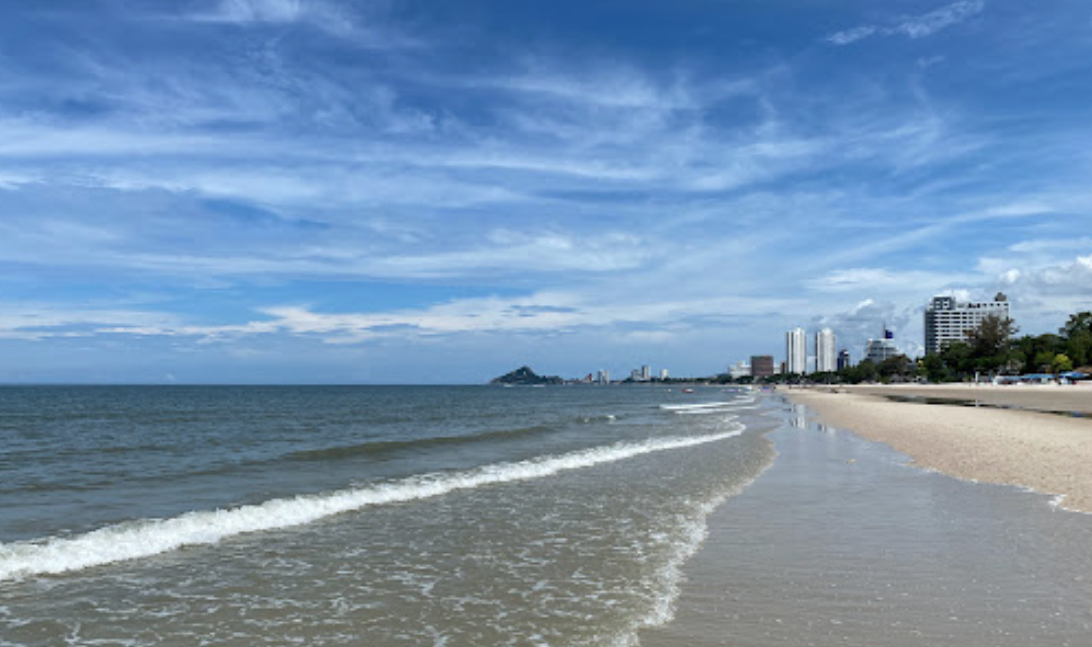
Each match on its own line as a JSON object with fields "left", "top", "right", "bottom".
{"left": 641, "top": 399, "right": 1092, "bottom": 647}
{"left": 0, "top": 385, "right": 773, "bottom": 646}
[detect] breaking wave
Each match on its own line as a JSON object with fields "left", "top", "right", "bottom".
{"left": 0, "top": 425, "right": 744, "bottom": 581}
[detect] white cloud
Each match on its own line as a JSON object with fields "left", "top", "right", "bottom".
{"left": 894, "top": 0, "right": 986, "bottom": 38}
{"left": 956, "top": 254, "right": 1092, "bottom": 334}
{"left": 812, "top": 299, "right": 920, "bottom": 358}
{"left": 0, "top": 305, "right": 182, "bottom": 341}
{"left": 188, "top": 0, "right": 353, "bottom": 36}
{"left": 805, "top": 267, "right": 975, "bottom": 295}
{"left": 826, "top": 1, "right": 985, "bottom": 46}
{"left": 826, "top": 26, "right": 878, "bottom": 46}
{"left": 917, "top": 55, "right": 946, "bottom": 69}
{"left": 1009, "top": 236, "right": 1092, "bottom": 255}
{"left": 5, "top": 278, "right": 803, "bottom": 348}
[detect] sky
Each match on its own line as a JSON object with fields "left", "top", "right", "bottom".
{"left": 2, "top": 0, "right": 1091, "bottom": 384}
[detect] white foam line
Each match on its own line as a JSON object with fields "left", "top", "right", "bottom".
{"left": 0, "top": 426, "right": 745, "bottom": 581}
{"left": 662, "top": 403, "right": 757, "bottom": 416}
{"left": 672, "top": 408, "right": 742, "bottom": 416}
{"left": 604, "top": 430, "right": 778, "bottom": 647}
{"left": 659, "top": 401, "right": 750, "bottom": 412}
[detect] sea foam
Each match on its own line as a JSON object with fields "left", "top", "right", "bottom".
{"left": 0, "top": 425, "right": 744, "bottom": 581}
{"left": 658, "top": 399, "right": 755, "bottom": 414}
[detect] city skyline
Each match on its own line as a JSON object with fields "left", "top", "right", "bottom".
{"left": 2, "top": 1, "right": 1091, "bottom": 383}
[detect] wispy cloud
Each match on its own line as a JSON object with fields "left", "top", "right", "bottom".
{"left": 1, "top": 0, "right": 1090, "bottom": 381}
{"left": 84, "top": 286, "right": 803, "bottom": 346}
{"left": 826, "top": 26, "right": 878, "bottom": 46}
{"left": 805, "top": 268, "right": 975, "bottom": 294}
{"left": 0, "top": 304, "right": 182, "bottom": 341}
{"left": 894, "top": 0, "right": 986, "bottom": 38}
{"left": 186, "top": 0, "right": 353, "bottom": 36}
{"left": 826, "top": 1, "right": 985, "bottom": 45}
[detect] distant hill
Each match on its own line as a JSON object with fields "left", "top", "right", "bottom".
{"left": 490, "top": 366, "right": 564, "bottom": 385}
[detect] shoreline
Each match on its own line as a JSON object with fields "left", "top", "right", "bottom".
{"left": 780, "top": 384, "right": 1092, "bottom": 513}
{"left": 642, "top": 397, "right": 1092, "bottom": 647}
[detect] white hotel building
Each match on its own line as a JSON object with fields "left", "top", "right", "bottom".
{"left": 924, "top": 293, "right": 1011, "bottom": 355}
{"left": 815, "top": 328, "right": 836, "bottom": 373}
{"left": 786, "top": 327, "right": 807, "bottom": 375}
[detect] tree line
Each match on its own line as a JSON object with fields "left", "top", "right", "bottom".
{"left": 746, "top": 311, "right": 1092, "bottom": 385}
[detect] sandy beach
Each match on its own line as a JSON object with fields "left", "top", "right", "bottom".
{"left": 784, "top": 384, "right": 1092, "bottom": 513}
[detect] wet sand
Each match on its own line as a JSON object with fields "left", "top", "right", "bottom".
{"left": 641, "top": 400, "right": 1092, "bottom": 647}
{"left": 784, "top": 384, "right": 1092, "bottom": 512}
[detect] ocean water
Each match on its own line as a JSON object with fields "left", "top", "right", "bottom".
{"left": 0, "top": 385, "right": 773, "bottom": 646}
{"left": 5, "top": 387, "right": 1091, "bottom": 647}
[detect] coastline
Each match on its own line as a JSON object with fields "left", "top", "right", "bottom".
{"left": 781, "top": 384, "right": 1092, "bottom": 513}
{"left": 642, "top": 397, "right": 1092, "bottom": 647}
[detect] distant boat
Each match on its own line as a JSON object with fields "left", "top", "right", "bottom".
{"left": 681, "top": 388, "right": 695, "bottom": 393}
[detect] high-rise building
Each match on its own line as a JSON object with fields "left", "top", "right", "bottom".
{"left": 750, "top": 355, "right": 775, "bottom": 379}
{"left": 837, "top": 350, "right": 852, "bottom": 371}
{"left": 815, "top": 328, "right": 836, "bottom": 373}
{"left": 641, "top": 365, "right": 651, "bottom": 381}
{"left": 660, "top": 368, "right": 669, "bottom": 380}
{"left": 924, "top": 293, "right": 1011, "bottom": 355}
{"left": 786, "top": 328, "right": 807, "bottom": 375}
{"left": 865, "top": 327, "right": 898, "bottom": 364}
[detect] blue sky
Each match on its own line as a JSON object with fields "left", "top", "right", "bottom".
{"left": 2, "top": 0, "right": 1091, "bottom": 383}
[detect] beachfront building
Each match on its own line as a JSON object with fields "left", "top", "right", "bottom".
{"left": 924, "top": 293, "right": 1011, "bottom": 355}
{"left": 865, "top": 339, "right": 898, "bottom": 364}
{"left": 815, "top": 328, "right": 836, "bottom": 373}
{"left": 864, "top": 329, "right": 899, "bottom": 365}
{"left": 750, "top": 355, "right": 774, "bottom": 379}
{"left": 729, "top": 360, "right": 751, "bottom": 380}
{"left": 786, "top": 328, "right": 807, "bottom": 375}
{"left": 660, "top": 368, "right": 669, "bottom": 380}
{"left": 837, "top": 349, "right": 852, "bottom": 371}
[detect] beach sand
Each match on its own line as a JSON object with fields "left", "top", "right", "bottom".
{"left": 784, "top": 384, "right": 1092, "bottom": 512}
{"left": 834, "top": 382, "right": 1092, "bottom": 414}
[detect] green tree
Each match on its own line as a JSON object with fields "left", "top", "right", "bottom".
{"left": 1052, "top": 354, "right": 1074, "bottom": 374}
{"left": 919, "top": 352, "right": 950, "bottom": 382}
{"left": 964, "top": 313, "right": 1019, "bottom": 374}
{"left": 1034, "top": 351, "right": 1057, "bottom": 373}
{"left": 1060, "top": 312, "right": 1092, "bottom": 340}
{"left": 877, "top": 354, "right": 913, "bottom": 382}
{"left": 939, "top": 341, "right": 974, "bottom": 378}
{"left": 854, "top": 359, "right": 878, "bottom": 383}
{"left": 1065, "top": 330, "right": 1092, "bottom": 368}
{"left": 1014, "top": 333, "right": 1065, "bottom": 374}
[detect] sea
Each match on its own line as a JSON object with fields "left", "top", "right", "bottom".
{"left": 2, "top": 385, "right": 1090, "bottom": 647}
